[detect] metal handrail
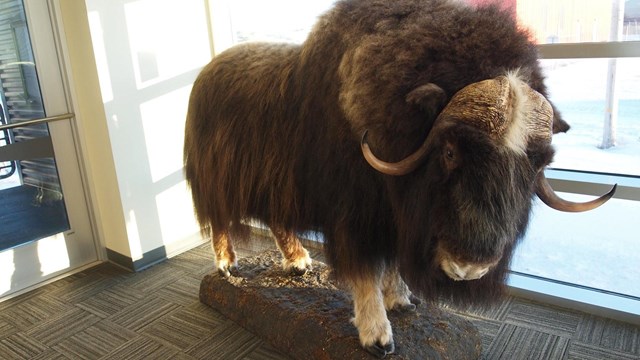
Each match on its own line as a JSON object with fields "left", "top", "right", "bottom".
{"left": 0, "top": 106, "right": 16, "bottom": 180}
{"left": 0, "top": 113, "right": 74, "bottom": 131}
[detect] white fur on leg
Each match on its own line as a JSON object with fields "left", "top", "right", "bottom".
{"left": 350, "top": 275, "right": 394, "bottom": 351}
{"left": 381, "top": 267, "right": 414, "bottom": 311}
{"left": 211, "top": 241, "right": 237, "bottom": 277}
{"left": 281, "top": 247, "right": 313, "bottom": 273}
{"left": 215, "top": 257, "right": 237, "bottom": 277}
{"left": 271, "top": 229, "right": 313, "bottom": 275}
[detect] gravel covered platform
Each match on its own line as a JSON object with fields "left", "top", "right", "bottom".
{"left": 199, "top": 250, "right": 482, "bottom": 359}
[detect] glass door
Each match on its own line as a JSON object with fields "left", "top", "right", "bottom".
{"left": 0, "top": 0, "right": 98, "bottom": 298}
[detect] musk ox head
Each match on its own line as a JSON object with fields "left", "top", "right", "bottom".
{"left": 361, "top": 73, "right": 616, "bottom": 302}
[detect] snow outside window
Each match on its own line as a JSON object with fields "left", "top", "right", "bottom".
{"left": 511, "top": 0, "right": 640, "bottom": 303}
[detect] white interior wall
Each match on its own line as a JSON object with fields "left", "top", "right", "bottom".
{"left": 57, "top": 0, "right": 213, "bottom": 265}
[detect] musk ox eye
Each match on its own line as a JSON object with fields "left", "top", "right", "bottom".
{"left": 446, "top": 148, "right": 454, "bottom": 160}
{"left": 443, "top": 143, "right": 458, "bottom": 170}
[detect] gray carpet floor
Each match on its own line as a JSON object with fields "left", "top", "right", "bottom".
{"left": 0, "top": 236, "right": 638, "bottom": 359}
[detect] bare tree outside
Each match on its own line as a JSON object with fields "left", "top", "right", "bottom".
{"left": 601, "top": 0, "right": 625, "bottom": 149}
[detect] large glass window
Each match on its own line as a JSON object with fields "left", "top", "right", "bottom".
{"left": 510, "top": 1, "right": 640, "bottom": 304}
{"left": 542, "top": 58, "right": 640, "bottom": 176}
{"left": 517, "top": 0, "right": 639, "bottom": 44}
{"left": 222, "top": 0, "right": 335, "bottom": 45}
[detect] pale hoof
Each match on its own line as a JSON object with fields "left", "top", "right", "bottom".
{"left": 216, "top": 262, "right": 238, "bottom": 278}
{"left": 282, "top": 252, "right": 312, "bottom": 276}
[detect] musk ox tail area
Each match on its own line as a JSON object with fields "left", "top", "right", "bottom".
{"left": 184, "top": 43, "right": 303, "bottom": 241}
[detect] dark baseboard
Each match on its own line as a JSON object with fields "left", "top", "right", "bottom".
{"left": 106, "top": 246, "right": 168, "bottom": 272}
{"left": 105, "top": 226, "right": 323, "bottom": 272}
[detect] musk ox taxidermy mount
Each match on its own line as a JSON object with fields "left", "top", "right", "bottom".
{"left": 184, "top": 0, "right": 616, "bottom": 357}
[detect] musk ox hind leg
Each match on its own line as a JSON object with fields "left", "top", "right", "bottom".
{"left": 348, "top": 272, "right": 395, "bottom": 358}
{"left": 381, "top": 266, "right": 419, "bottom": 312}
{"left": 211, "top": 232, "right": 238, "bottom": 277}
{"left": 270, "top": 227, "right": 312, "bottom": 276}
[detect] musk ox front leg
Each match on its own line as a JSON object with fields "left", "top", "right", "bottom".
{"left": 349, "top": 272, "right": 394, "bottom": 357}
{"left": 271, "top": 228, "right": 313, "bottom": 275}
{"left": 211, "top": 232, "right": 237, "bottom": 277}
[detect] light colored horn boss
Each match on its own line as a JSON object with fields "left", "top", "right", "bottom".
{"left": 438, "top": 74, "right": 553, "bottom": 149}
{"left": 447, "top": 75, "right": 616, "bottom": 212}
{"left": 361, "top": 74, "right": 616, "bottom": 210}
{"left": 360, "top": 75, "right": 555, "bottom": 176}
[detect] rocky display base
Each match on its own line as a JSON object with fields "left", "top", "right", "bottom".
{"left": 199, "top": 250, "right": 482, "bottom": 359}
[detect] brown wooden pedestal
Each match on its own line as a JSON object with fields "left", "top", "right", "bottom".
{"left": 199, "top": 250, "right": 482, "bottom": 359}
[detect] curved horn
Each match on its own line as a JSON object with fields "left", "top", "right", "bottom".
{"left": 535, "top": 171, "right": 617, "bottom": 212}
{"left": 361, "top": 130, "right": 430, "bottom": 176}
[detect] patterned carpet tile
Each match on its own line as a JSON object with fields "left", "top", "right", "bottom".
{"left": 108, "top": 295, "right": 182, "bottom": 332}
{"left": 29, "top": 349, "right": 68, "bottom": 360}
{"left": 24, "top": 307, "right": 102, "bottom": 346}
{"left": 504, "top": 298, "right": 582, "bottom": 338}
{"left": 141, "top": 304, "right": 225, "bottom": 351}
{"left": 118, "top": 265, "right": 189, "bottom": 295}
{"left": 567, "top": 341, "right": 640, "bottom": 360}
{"left": 450, "top": 296, "right": 514, "bottom": 322}
{"left": 167, "top": 248, "right": 215, "bottom": 276}
{"left": 0, "top": 294, "right": 73, "bottom": 331}
{"left": 575, "top": 314, "right": 640, "bottom": 354}
{"left": 75, "top": 286, "right": 146, "bottom": 318}
{"left": 51, "top": 320, "right": 137, "bottom": 359}
{"left": 0, "top": 332, "right": 49, "bottom": 359}
{"left": 142, "top": 320, "right": 207, "bottom": 351}
{"left": 154, "top": 275, "right": 202, "bottom": 306}
{"left": 0, "top": 287, "right": 48, "bottom": 312}
{"left": 0, "top": 316, "right": 16, "bottom": 338}
{"left": 101, "top": 335, "right": 182, "bottom": 360}
{"left": 47, "top": 275, "right": 119, "bottom": 303}
{"left": 182, "top": 302, "right": 229, "bottom": 329}
{"left": 185, "top": 321, "right": 263, "bottom": 360}
{"left": 486, "top": 323, "right": 570, "bottom": 360}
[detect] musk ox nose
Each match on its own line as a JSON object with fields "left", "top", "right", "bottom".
{"left": 442, "top": 260, "right": 491, "bottom": 281}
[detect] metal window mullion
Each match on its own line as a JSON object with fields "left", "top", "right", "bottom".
{"left": 538, "top": 41, "right": 640, "bottom": 59}
{"left": 537, "top": 41, "right": 640, "bottom": 199}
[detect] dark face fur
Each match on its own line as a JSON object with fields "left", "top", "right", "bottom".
{"left": 389, "top": 122, "right": 555, "bottom": 308}
{"left": 429, "top": 122, "right": 553, "bottom": 280}
{"left": 375, "top": 75, "right": 558, "bottom": 306}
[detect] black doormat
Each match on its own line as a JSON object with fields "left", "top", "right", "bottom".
{"left": 0, "top": 185, "right": 69, "bottom": 251}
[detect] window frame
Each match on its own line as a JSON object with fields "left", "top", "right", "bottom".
{"left": 513, "top": 40, "right": 640, "bottom": 324}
